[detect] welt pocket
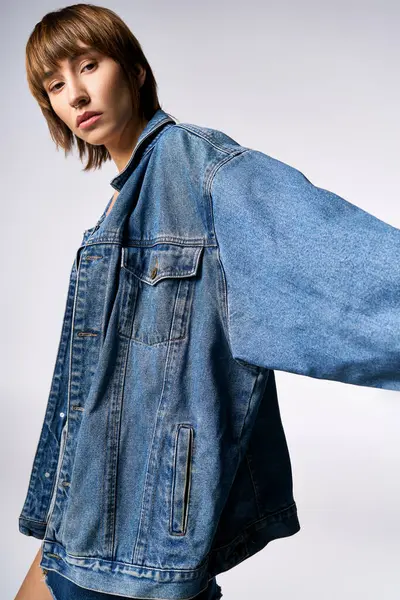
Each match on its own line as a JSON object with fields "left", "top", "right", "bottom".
{"left": 169, "top": 424, "right": 194, "bottom": 536}
{"left": 118, "top": 243, "right": 204, "bottom": 346}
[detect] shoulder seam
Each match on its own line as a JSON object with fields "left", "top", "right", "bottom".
{"left": 205, "top": 147, "right": 251, "bottom": 260}
{"left": 203, "top": 147, "right": 260, "bottom": 375}
{"left": 173, "top": 123, "right": 242, "bottom": 156}
{"left": 205, "top": 147, "right": 251, "bottom": 200}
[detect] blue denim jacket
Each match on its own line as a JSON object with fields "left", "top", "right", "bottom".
{"left": 18, "top": 108, "right": 400, "bottom": 599}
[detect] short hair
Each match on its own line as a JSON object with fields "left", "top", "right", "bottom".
{"left": 25, "top": 3, "right": 162, "bottom": 171}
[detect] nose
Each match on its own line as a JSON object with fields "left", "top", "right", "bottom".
{"left": 68, "top": 81, "right": 90, "bottom": 112}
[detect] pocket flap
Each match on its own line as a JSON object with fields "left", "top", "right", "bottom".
{"left": 122, "top": 244, "right": 204, "bottom": 285}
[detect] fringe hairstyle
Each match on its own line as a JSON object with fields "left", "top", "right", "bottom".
{"left": 25, "top": 3, "right": 162, "bottom": 171}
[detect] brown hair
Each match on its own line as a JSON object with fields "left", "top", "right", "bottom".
{"left": 25, "top": 3, "right": 162, "bottom": 171}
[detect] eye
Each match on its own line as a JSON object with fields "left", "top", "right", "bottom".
{"left": 48, "top": 62, "right": 97, "bottom": 93}
{"left": 82, "top": 61, "right": 96, "bottom": 73}
{"left": 49, "top": 82, "right": 63, "bottom": 93}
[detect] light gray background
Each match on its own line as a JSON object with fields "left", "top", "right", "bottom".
{"left": 3, "top": 1, "right": 400, "bottom": 598}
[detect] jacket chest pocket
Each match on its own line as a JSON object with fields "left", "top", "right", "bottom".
{"left": 118, "top": 243, "right": 204, "bottom": 346}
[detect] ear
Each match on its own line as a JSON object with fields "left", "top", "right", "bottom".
{"left": 135, "top": 64, "right": 147, "bottom": 89}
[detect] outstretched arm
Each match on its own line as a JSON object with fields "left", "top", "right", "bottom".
{"left": 210, "top": 148, "right": 400, "bottom": 390}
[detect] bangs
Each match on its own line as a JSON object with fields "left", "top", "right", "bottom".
{"left": 26, "top": 6, "right": 117, "bottom": 95}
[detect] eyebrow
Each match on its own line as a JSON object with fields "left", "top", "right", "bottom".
{"left": 42, "top": 47, "right": 97, "bottom": 82}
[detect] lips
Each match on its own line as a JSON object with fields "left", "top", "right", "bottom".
{"left": 76, "top": 111, "right": 102, "bottom": 127}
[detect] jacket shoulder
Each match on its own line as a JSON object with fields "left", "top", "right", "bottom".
{"left": 161, "top": 120, "right": 311, "bottom": 193}
{"left": 165, "top": 122, "right": 308, "bottom": 183}
{"left": 164, "top": 120, "right": 248, "bottom": 157}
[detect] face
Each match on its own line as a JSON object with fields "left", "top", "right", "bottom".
{"left": 43, "top": 41, "right": 146, "bottom": 148}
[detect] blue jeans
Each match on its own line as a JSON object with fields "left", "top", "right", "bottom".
{"left": 44, "top": 569, "right": 223, "bottom": 600}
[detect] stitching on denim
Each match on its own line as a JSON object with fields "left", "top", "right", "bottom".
{"left": 204, "top": 150, "right": 261, "bottom": 375}
{"left": 174, "top": 123, "right": 244, "bottom": 156}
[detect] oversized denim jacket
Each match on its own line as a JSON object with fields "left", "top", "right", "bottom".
{"left": 18, "top": 108, "right": 400, "bottom": 599}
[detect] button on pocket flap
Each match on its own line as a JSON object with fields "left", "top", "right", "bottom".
{"left": 122, "top": 244, "right": 204, "bottom": 285}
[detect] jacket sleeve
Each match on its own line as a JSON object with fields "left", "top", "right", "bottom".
{"left": 209, "top": 148, "right": 400, "bottom": 390}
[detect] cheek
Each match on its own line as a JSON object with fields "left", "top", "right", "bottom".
{"left": 105, "top": 81, "right": 133, "bottom": 117}
{"left": 52, "top": 104, "right": 69, "bottom": 125}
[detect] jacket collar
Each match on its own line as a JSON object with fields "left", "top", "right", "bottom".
{"left": 110, "top": 108, "right": 177, "bottom": 192}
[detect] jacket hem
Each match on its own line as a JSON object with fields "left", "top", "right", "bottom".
{"left": 39, "top": 502, "right": 300, "bottom": 599}
{"left": 208, "top": 500, "right": 300, "bottom": 576}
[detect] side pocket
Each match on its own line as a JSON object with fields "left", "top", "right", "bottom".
{"left": 169, "top": 424, "right": 194, "bottom": 535}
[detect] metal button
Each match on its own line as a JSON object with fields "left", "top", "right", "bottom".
{"left": 60, "top": 412, "right": 65, "bottom": 418}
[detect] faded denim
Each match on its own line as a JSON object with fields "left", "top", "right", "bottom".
{"left": 18, "top": 108, "right": 400, "bottom": 599}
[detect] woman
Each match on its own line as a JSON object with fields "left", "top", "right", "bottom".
{"left": 16, "top": 3, "right": 400, "bottom": 600}
{"left": 16, "top": 4, "right": 222, "bottom": 600}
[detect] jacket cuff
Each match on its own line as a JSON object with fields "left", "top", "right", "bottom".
{"left": 19, "top": 515, "right": 46, "bottom": 539}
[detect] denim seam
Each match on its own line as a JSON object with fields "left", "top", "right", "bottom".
{"left": 174, "top": 123, "right": 243, "bottom": 156}
{"left": 205, "top": 150, "right": 262, "bottom": 374}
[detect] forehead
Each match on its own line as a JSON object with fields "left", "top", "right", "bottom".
{"left": 42, "top": 44, "right": 100, "bottom": 81}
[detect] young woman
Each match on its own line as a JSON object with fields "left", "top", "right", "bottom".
{"left": 16, "top": 5, "right": 222, "bottom": 600}
{"left": 16, "top": 3, "right": 400, "bottom": 600}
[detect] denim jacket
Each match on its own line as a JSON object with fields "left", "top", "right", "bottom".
{"left": 18, "top": 108, "right": 400, "bottom": 599}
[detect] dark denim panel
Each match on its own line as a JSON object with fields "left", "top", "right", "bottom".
{"left": 45, "top": 569, "right": 222, "bottom": 600}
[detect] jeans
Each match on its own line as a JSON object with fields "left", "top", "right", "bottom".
{"left": 44, "top": 569, "right": 223, "bottom": 600}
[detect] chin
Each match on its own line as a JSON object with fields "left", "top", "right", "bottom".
{"left": 76, "top": 131, "right": 105, "bottom": 145}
